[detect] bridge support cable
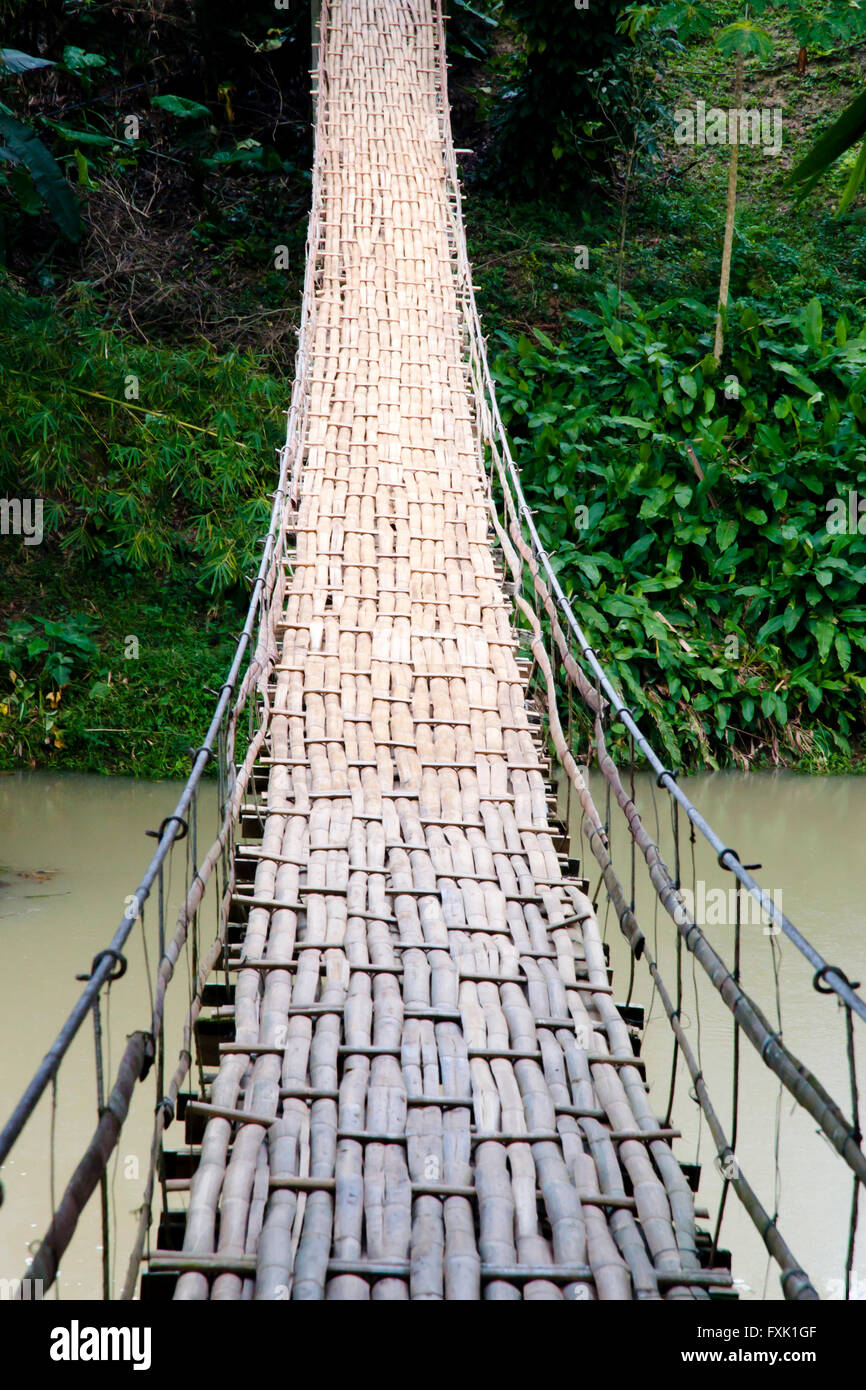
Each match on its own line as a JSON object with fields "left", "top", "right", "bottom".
{"left": 844, "top": 1004, "right": 863, "bottom": 1299}
{"left": 479, "top": 392, "right": 866, "bottom": 1187}
{"left": 478, "top": 332, "right": 866, "bottom": 1269}
{"left": 433, "top": 3, "right": 866, "bottom": 1288}
{"left": 0, "top": 277, "right": 302, "bottom": 1295}
{"left": 442, "top": 82, "right": 866, "bottom": 1028}
{"left": 625, "top": 921, "right": 818, "bottom": 1300}
{"left": 438, "top": 0, "right": 866, "bottom": 1186}
{"left": 590, "top": 710, "right": 866, "bottom": 1182}
{"left": 479, "top": 544, "right": 815, "bottom": 1298}
{"left": 2, "top": 6, "right": 327, "bottom": 1285}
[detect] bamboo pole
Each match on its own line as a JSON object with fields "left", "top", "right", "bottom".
{"left": 714, "top": 53, "right": 744, "bottom": 361}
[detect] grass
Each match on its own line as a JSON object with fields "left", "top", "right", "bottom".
{"left": 0, "top": 282, "right": 290, "bottom": 778}
{"left": 0, "top": 554, "right": 239, "bottom": 776}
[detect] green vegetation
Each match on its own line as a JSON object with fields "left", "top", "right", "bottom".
{"left": 494, "top": 291, "right": 866, "bottom": 768}
{"left": 1, "top": 284, "right": 282, "bottom": 589}
{"left": 457, "top": 0, "right": 866, "bottom": 769}
{"left": 0, "top": 0, "right": 309, "bottom": 774}
{"left": 0, "top": 582, "right": 237, "bottom": 775}
{"left": 0, "top": 281, "right": 284, "bottom": 773}
{"left": 1, "top": 0, "right": 865, "bottom": 776}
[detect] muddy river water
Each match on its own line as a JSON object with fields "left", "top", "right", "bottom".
{"left": 0, "top": 769, "right": 863, "bottom": 1300}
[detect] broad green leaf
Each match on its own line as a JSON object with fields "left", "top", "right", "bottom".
{"left": 0, "top": 113, "right": 81, "bottom": 241}
{"left": 716, "top": 21, "right": 774, "bottom": 58}
{"left": 835, "top": 631, "right": 852, "bottom": 671}
{"left": 7, "top": 164, "right": 41, "bottom": 213}
{"left": 0, "top": 48, "right": 53, "bottom": 74}
{"left": 803, "top": 297, "right": 822, "bottom": 350}
{"left": 623, "top": 533, "right": 654, "bottom": 564}
{"left": 837, "top": 134, "right": 866, "bottom": 216}
{"left": 62, "top": 47, "right": 106, "bottom": 71}
{"left": 575, "top": 557, "right": 601, "bottom": 587}
{"left": 74, "top": 148, "right": 96, "bottom": 188}
{"left": 608, "top": 414, "right": 653, "bottom": 433}
{"left": 757, "top": 613, "right": 786, "bottom": 642}
{"left": 787, "top": 88, "right": 866, "bottom": 195}
{"left": 715, "top": 518, "right": 738, "bottom": 551}
{"left": 812, "top": 618, "right": 835, "bottom": 662}
{"left": 42, "top": 120, "right": 118, "bottom": 147}
{"left": 151, "top": 94, "right": 211, "bottom": 120}
{"left": 770, "top": 359, "right": 822, "bottom": 397}
{"left": 657, "top": 3, "right": 713, "bottom": 39}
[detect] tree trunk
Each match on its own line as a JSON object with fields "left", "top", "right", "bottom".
{"left": 713, "top": 53, "right": 744, "bottom": 361}
{"left": 616, "top": 140, "right": 637, "bottom": 310}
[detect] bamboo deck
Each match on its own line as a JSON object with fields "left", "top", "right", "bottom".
{"left": 165, "top": 0, "right": 712, "bottom": 1300}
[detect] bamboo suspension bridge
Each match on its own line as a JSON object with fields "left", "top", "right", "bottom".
{"left": 1, "top": 0, "right": 864, "bottom": 1303}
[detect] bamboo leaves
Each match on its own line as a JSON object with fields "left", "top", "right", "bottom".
{"left": 0, "top": 282, "right": 281, "bottom": 593}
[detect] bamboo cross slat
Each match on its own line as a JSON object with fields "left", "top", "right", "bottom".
{"left": 171, "top": 0, "right": 714, "bottom": 1303}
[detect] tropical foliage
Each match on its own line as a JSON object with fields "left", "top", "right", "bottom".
{"left": 493, "top": 291, "right": 866, "bottom": 767}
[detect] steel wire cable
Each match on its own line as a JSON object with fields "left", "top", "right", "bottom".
{"left": 440, "top": 62, "right": 865, "bottom": 1024}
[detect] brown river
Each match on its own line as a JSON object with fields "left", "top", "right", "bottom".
{"left": 0, "top": 769, "right": 863, "bottom": 1300}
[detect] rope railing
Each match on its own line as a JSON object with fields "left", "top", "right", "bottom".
{"left": 0, "top": 3, "right": 333, "bottom": 1299}
{"left": 1, "top": 499, "right": 290, "bottom": 1292}
{"left": 0, "top": 3, "right": 333, "bottom": 1292}
{"left": 434, "top": 20, "right": 864, "bottom": 1024}
{"left": 432, "top": 0, "right": 862, "bottom": 1297}
{"left": 0, "top": 184, "right": 318, "bottom": 1304}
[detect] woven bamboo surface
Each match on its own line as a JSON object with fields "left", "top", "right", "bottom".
{"left": 169, "top": 0, "right": 710, "bottom": 1301}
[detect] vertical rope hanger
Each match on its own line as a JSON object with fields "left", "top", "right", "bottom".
{"left": 156, "top": 863, "right": 169, "bottom": 1222}
{"left": 711, "top": 875, "right": 743, "bottom": 1266}
{"left": 623, "top": 728, "right": 639, "bottom": 1008}
{"left": 90, "top": 993, "right": 110, "bottom": 1302}
{"left": 565, "top": 662, "right": 574, "bottom": 849}
{"left": 685, "top": 817, "right": 705, "bottom": 1159}
{"left": 844, "top": 1001, "right": 862, "bottom": 1299}
{"left": 628, "top": 728, "right": 636, "bottom": 917}
{"left": 664, "top": 795, "right": 683, "bottom": 1129}
{"left": 49, "top": 1075, "right": 58, "bottom": 1298}
{"left": 190, "top": 786, "right": 200, "bottom": 997}
{"left": 761, "top": 914, "right": 786, "bottom": 1300}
